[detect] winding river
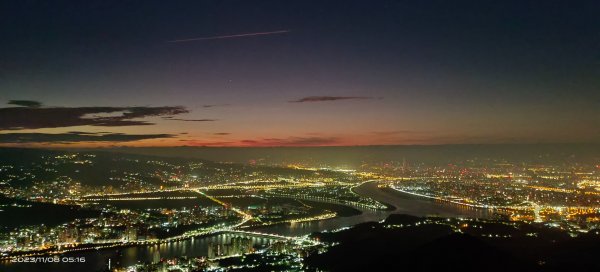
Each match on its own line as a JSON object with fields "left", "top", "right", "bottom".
{"left": 1, "top": 181, "right": 494, "bottom": 272}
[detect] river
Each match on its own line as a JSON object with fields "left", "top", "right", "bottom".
{"left": 1, "top": 181, "right": 494, "bottom": 272}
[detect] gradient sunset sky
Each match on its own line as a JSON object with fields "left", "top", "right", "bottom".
{"left": 1, "top": 0, "right": 599, "bottom": 147}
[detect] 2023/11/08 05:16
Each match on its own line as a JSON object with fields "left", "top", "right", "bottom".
{"left": 10, "top": 257, "right": 86, "bottom": 263}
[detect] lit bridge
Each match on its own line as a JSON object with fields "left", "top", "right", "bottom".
{"left": 224, "top": 230, "right": 292, "bottom": 240}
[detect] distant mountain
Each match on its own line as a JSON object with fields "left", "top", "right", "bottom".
{"left": 0, "top": 147, "right": 357, "bottom": 190}
{"left": 91, "top": 144, "right": 600, "bottom": 166}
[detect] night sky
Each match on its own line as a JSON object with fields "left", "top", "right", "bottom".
{"left": 1, "top": 0, "right": 599, "bottom": 147}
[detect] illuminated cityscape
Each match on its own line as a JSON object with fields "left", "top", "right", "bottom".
{"left": 1, "top": 147, "right": 599, "bottom": 271}
{"left": 1, "top": 0, "right": 600, "bottom": 271}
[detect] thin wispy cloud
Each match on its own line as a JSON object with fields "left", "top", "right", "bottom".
{"left": 168, "top": 30, "right": 290, "bottom": 43}
{"left": 178, "top": 140, "right": 236, "bottom": 146}
{"left": 240, "top": 136, "right": 340, "bottom": 147}
{"left": 162, "top": 117, "right": 217, "bottom": 122}
{"left": 289, "top": 96, "right": 376, "bottom": 103}
{"left": 371, "top": 130, "right": 429, "bottom": 136}
{"left": 169, "top": 118, "right": 217, "bottom": 122}
{"left": 202, "top": 104, "right": 230, "bottom": 108}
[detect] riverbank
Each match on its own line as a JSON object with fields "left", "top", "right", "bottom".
{"left": 353, "top": 181, "right": 497, "bottom": 219}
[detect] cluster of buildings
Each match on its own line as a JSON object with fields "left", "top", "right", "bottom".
{"left": 207, "top": 236, "right": 253, "bottom": 258}
{"left": 383, "top": 162, "right": 600, "bottom": 229}
{"left": 0, "top": 203, "right": 241, "bottom": 254}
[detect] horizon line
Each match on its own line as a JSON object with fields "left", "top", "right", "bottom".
{"left": 2, "top": 142, "right": 598, "bottom": 150}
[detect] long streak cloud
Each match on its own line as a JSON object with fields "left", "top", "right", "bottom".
{"left": 167, "top": 30, "right": 290, "bottom": 43}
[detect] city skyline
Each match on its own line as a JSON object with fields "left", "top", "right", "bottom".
{"left": 1, "top": 1, "right": 599, "bottom": 147}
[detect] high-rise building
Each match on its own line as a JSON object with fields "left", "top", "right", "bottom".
{"left": 207, "top": 236, "right": 253, "bottom": 258}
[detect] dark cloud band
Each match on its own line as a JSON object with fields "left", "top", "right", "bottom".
{"left": 0, "top": 132, "right": 174, "bottom": 143}
{"left": 0, "top": 104, "right": 189, "bottom": 130}
{"left": 7, "top": 100, "right": 43, "bottom": 108}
